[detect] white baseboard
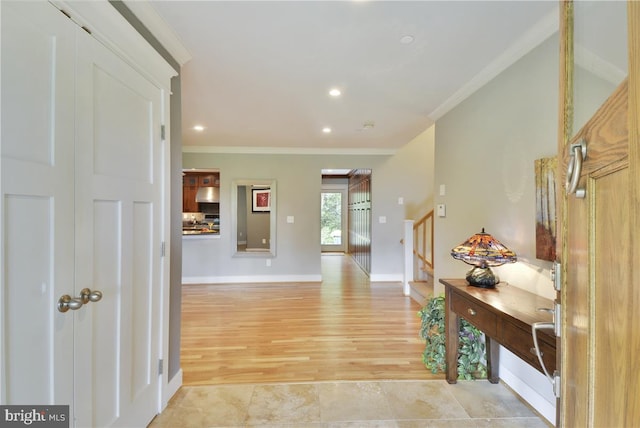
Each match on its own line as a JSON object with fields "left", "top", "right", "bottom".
{"left": 183, "top": 274, "right": 404, "bottom": 284}
{"left": 499, "top": 348, "right": 556, "bottom": 425}
{"left": 182, "top": 274, "right": 322, "bottom": 284}
{"left": 369, "top": 273, "right": 403, "bottom": 282}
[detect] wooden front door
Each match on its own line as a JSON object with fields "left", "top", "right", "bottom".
{"left": 560, "top": 2, "right": 640, "bottom": 426}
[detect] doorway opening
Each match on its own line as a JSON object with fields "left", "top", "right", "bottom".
{"left": 321, "top": 169, "right": 372, "bottom": 275}
{"left": 321, "top": 188, "right": 347, "bottom": 253}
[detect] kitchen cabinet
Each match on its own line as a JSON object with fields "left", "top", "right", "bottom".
{"left": 198, "top": 174, "right": 217, "bottom": 186}
{"left": 183, "top": 172, "right": 219, "bottom": 187}
{"left": 183, "top": 184, "right": 198, "bottom": 213}
{"left": 182, "top": 172, "right": 219, "bottom": 212}
{"left": 183, "top": 175, "right": 198, "bottom": 186}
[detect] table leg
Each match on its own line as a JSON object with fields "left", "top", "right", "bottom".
{"left": 445, "top": 287, "right": 460, "bottom": 384}
{"left": 486, "top": 336, "right": 500, "bottom": 384}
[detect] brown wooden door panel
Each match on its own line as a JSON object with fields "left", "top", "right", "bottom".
{"left": 561, "top": 3, "right": 639, "bottom": 427}
{"left": 562, "top": 71, "right": 632, "bottom": 428}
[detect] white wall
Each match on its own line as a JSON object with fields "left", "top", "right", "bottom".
{"left": 182, "top": 149, "right": 433, "bottom": 284}
{"left": 382, "top": 125, "right": 436, "bottom": 220}
{"left": 433, "top": 34, "right": 559, "bottom": 424}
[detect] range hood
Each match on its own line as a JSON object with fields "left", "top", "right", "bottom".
{"left": 195, "top": 186, "right": 220, "bottom": 203}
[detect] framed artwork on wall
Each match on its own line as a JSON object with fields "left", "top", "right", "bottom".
{"left": 252, "top": 188, "right": 271, "bottom": 212}
{"left": 535, "top": 156, "right": 557, "bottom": 261}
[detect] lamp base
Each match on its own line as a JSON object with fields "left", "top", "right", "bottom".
{"left": 465, "top": 266, "right": 499, "bottom": 288}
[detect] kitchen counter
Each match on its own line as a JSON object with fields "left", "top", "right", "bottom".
{"left": 182, "top": 212, "right": 219, "bottom": 237}
{"left": 183, "top": 228, "right": 218, "bottom": 235}
{"left": 182, "top": 231, "right": 220, "bottom": 240}
{"left": 182, "top": 224, "right": 219, "bottom": 237}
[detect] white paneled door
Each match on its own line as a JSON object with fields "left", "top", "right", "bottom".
{"left": 1, "top": 0, "right": 76, "bottom": 410}
{"left": 1, "top": 2, "right": 168, "bottom": 427}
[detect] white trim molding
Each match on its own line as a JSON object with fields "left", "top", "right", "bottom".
{"left": 429, "top": 8, "right": 559, "bottom": 121}
{"left": 183, "top": 145, "right": 397, "bottom": 156}
{"left": 182, "top": 274, "right": 323, "bottom": 285}
{"left": 50, "top": 0, "right": 177, "bottom": 89}
{"left": 369, "top": 274, "right": 404, "bottom": 282}
{"left": 122, "top": 0, "right": 192, "bottom": 66}
{"left": 499, "top": 348, "right": 557, "bottom": 425}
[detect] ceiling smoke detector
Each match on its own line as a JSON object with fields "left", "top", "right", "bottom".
{"left": 400, "top": 35, "right": 415, "bottom": 44}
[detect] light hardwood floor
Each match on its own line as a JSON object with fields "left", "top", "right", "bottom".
{"left": 180, "top": 253, "right": 440, "bottom": 385}
{"left": 155, "top": 255, "right": 551, "bottom": 427}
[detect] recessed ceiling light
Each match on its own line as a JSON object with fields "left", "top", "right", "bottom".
{"left": 329, "top": 88, "right": 341, "bottom": 97}
{"left": 193, "top": 125, "right": 205, "bottom": 132}
{"left": 400, "top": 35, "right": 414, "bottom": 44}
{"left": 322, "top": 127, "right": 332, "bottom": 134}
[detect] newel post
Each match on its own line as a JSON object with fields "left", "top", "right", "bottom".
{"left": 403, "top": 219, "right": 414, "bottom": 296}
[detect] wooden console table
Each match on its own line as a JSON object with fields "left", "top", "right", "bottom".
{"left": 440, "top": 278, "right": 556, "bottom": 384}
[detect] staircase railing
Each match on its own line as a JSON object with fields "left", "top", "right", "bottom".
{"left": 402, "top": 209, "right": 434, "bottom": 295}
{"left": 413, "top": 210, "right": 434, "bottom": 274}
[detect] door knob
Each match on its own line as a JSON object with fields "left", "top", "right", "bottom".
{"left": 79, "top": 288, "right": 102, "bottom": 304}
{"left": 57, "top": 295, "right": 84, "bottom": 313}
{"left": 57, "top": 288, "right": 103, "bottom": 313}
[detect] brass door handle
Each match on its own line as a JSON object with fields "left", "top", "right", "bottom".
{"left": 467, "top": 308, "right": 476, "bottom": 316}
{"left": 57, "top": 295, "right": 83, "bottom": 313}
{"left": 79, "top": 288, "right": 103, "bottom": 304}
{"left": 57, "top": 288, "right": 103, "bottom": 313}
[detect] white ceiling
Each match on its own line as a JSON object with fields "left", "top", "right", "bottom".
{"left": 128, "top": 1, "right": 559, "bottom": 152}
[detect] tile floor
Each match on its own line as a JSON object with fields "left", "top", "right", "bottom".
{"left": 149, "top": 380, "right": 551, "bottom": 427}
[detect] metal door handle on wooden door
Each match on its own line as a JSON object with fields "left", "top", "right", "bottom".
{"left": 532, "top": 305, "right": 560, "bottom": 383}
{"left": 531, "top": 321, "right": 555, "bottom": 383}
{"left": 57, "top": 288, "right": 103, "bottom": 313}
{"left": 565, "top": 139, "right": 587, "bottom": 198}
{"left": 532, "top": 321, "right": 561, "bottom": 398}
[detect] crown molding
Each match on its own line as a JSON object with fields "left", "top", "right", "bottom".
{"left": 121, "top": 0, "right": 192, "bottom": 66}
{"left": 182, "top": 145, "right": 397, "bottom": 156}
{"left": 575, "top": 44, "right": 627, "bottom": 86}
{"left": 429, "top": 8, "right": 559, "bottom": 121}
{"left": 50, "top": 0, "right": 177, "bottom": 89}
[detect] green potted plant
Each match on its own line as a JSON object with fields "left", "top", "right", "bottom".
{"left": 418, "top": 294, "right": 487, "bottom": 380}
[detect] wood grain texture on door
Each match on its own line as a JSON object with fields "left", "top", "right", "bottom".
{"left": 560, "top": 2, "right": 640, "bottom": 427}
